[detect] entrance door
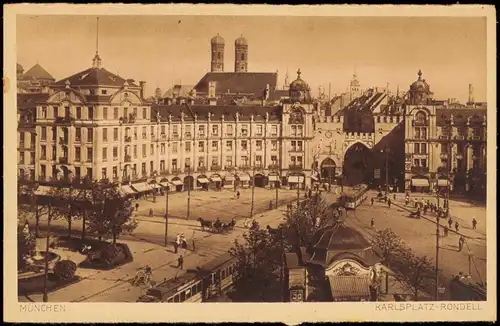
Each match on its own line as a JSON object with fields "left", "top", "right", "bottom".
{"left": 343, "top": 143, "right": 373, "bottom": 186}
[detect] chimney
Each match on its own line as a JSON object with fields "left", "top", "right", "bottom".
{"left": 139, "top": 81, "right": 146, "bottom": 99}
{"left": 468, "top": 84, "right": 475, "bottom": 104}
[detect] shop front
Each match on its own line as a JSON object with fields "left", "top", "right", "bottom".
{"left": 223, "top": 174, "right": 235, "bottom": 189}
{"left": 197, "top": 175, "right": 210, "bottom": 191}
{"left": 171, "top": 177, "right": 184, "bottom": 192}
{"left": 268, "top": 173, "right": 280, "bottom": 188}
{"left": 410, "top": 177, "right": 430, "bottom": 193}
{"left": 209, "top": 174, "right": 222, "bottom": 191}
{"left": 287, "top": 173, "right": 305, "bottom": 190}
{"left": 237, "top": 173, "right": 250, "bottom": 188}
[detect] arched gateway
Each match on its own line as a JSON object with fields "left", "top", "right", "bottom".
{"left": 343, "top": 142, "right": 374, "bottom": 186}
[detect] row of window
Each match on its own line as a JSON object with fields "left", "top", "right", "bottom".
{"left": 40, "top": 127, "right": 94, "bottom": 143}
{"left": 40, "top": 146, "right": 93, "bottom": 163}
{"left": 18, "top": 152, "right": 36, "bottom": 165}
{"left": 39, "top": 106, "right": 149, "bottom": 120}
{"left": 39, "top": 165, "right": 92, "bottom": 180}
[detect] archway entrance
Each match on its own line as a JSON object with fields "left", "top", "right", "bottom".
{"left": 320, "top": 158, "right": 336, "bottom": 184}
{"left": 184, "top": 175, "right": 194, "bottom": 191}
{"left": 254, "top": 174, "right": 267, "bottom": 188}
{"left": 343, "top": 143, "right": 374, "bottom": 186}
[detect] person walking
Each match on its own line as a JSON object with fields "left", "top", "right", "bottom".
{"left": 135, "top": 203, "right": 139, "bottom": 211}
{"left": 236, "top": 191, "right": 240, "bottom": 199}
{"left": 308, "top": 188, "right": 312, "bottom": 198}
{"left": 177, "top": 255, "right": 184, "bottom": 269}
{"left": 370, "top": 218, "right": 375, "bottom": 228}
{"left": 448, "top": 217, "right": 453, "bottom": 229}
{"left": 149, "top": 208, "right": 154, "bottom": 217}
{"left": 387, "top": 198, "right": 391, "bottom": 208}
{"left": 371, "top": 197, "right": 374, "bottom": 206}
{"left": 192, "top": 232, "right": 196, "bottom": 252}
{"left": 455, "top": 221, "right": 460, "bottom": 233}
{"left": 393, "top": 193, "right": 396, "bottom": 201}
{"left": 458, "top": 236, "right": 464, "bottom": 252}
{"left": 443, "top": 225, "right": 449, "bottom": 237}
{"left": 472, "top": 217, "right": 477, "bottom": 230}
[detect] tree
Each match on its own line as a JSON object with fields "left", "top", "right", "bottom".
{"left": 394, "top": 250, "right": 435, "bottom": 299}
{"left": 48, "top": 182, "right": 88, "bottom": 237}
{"left": 86, "top": 185, "right": 138, "bottom": 245}
{"left": 372, "top": 228, "right": 406, "bottom": 264}
{"left": 229, "top": 226, "right": 282, "bottom": 301}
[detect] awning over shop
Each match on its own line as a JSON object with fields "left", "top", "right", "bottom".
{"left": 171, "top": 179, "right": 183, "bottom": 186}
{"left": 131, "top": 182, "right": 152, "bottom": 193}
{"left": 34, "top": 186, "right": 56, "bottom": 196}
{"left": 210, "top": 176, "right": 222, "bottom": 182}
{"left": 328, "top": 275, "right": 371, "bottom": 300}
{"left": 197, "top": 178, "right": 210, "bottom": 184}
{"left": 437, "top": 179, "right": 449, "bottom": 186}
{"left": 268, "top": 175, "right": 279, "bottom": 182}
{"left": 238, "top": 174, "right": 250, "bottom": 181}
{"left": 288, "top": 176, "right": 305, "bottom": 183}
{"left": 150, "top": 183, "right": 162, "bottom": 189}
{"left": 120, "top": 185, "right": 137, "bottom": 195}
{"left": 411, "top": 179, "right": 430, "bottom": 187}
{"left": 159, "top": 182, "right": 172, "bottom": 188}
{"left": 224, "top": 175, "right": 235, "bottom": 181}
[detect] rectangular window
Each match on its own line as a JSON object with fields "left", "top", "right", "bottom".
{"left": 185, "top": 142, "right": 191, "bottom": 152}
{"left": 75, "top": 147, "right": 81, "bottom": 161}
{"left": 124, "top": 108, "right": 128, "bottom": 118}
{"left": 271, "top": 155, "right": 278, "bottom": 163}
{"left": 20, "top": 132, "right": 25, "bottom": 145}
{"left": 271, "top": 125, "right": 278, "bottom": 135}
{"left": 172, "top": 125, "right": 179, "bottom": 137}
{"left": 185, "top": 125, "right": 192, "bottom": 138}
{"left": 198, "top": 157, "right": 204, "bottom": 167}
{"left": 113, "top": 166, "right": 118, "bottom": 179}
{"left": 185, "top": 158, "right": 191, "bottom": 168}
{"left": 198, "top": 141, "right": 205, "bottom": 152}
{"left": 87, "top": 148, "right": 93, "bottom": 162}
{"left": 198, "top": 125, "right": 205, "bottom": 136}
{"left": 142, "top": 144, "right": 147, "bottom": 157}
{"left": 87, "top": 128, "right": 93, "bottom": 143}
{"left": 256, "top": 140, "right": 263, "bottom": 151}
{"left": 291, "top": 125, "right": 297, "bottom": 136}
{"left": 88, "top": 107, "right": 94, "bottom": 120}
{"left": 172, "top": 159, "right": 178, "bottom": 170}
{"left": 226, "top": 156, "right": 232, "bottom": 167}
{"left": 256, "top": 125, "right": 263, "bottom": 136}
{"left": 142, "top": 162, "right": 147, "bottom": 175}
{"left": 75, "top": 128, "right": 81, "bottom": 141}
{"left": 151, "top": 126, "right": 155, "bottom": 136}
{"left": 102, "top": 147, "right": 107, "bottom": 161}
{"left": 172, "top": 142, "right": 178, "bottom": 153}
{"left": 53, "top": 106, "right": 59, "bottom": 118}
{"left": 160, "top": 160, "right": 165, "bottom": 172}
{"left": 421, "top": 159, "right": 427, "bottom": 168}
{"left": 133, "top": 145, "right": 137, "bottom": 158}
{"left": 298, "top": 141, "right": 303, "bottom": 151}
{"left": 113, "top": 108, "right": 119, "bottom": 119}
{"left": 297, "top": 125, "right": 303, "bottom": 136}
{"left": 414, "top": 143, "right": 420, "bottom": 154}
{"left": 420, "top": 143, "right": 427, "bottom": 154}
{"left": 142, "top": 108, "right": 147, "bottom": 119}
{"left": 291, "top": 140, "right": 296, "bottom": 151}
{"left": 241, "top": 156, "right": 248, "bottom": 165}
{"left": 41, "top": 127, "right": 47, "bottom": 140}
{"left": 150, "top": 161, "right": 154, "bottom": 174}
{"left": 19, "top": 152, "right": 25, "bottom": 164}
{"left": 52, "top": 147, "right": 56, "bottom": 160}
{"left": 226, "top": 140, "right": 232, "bottom": 151}
{"left": 134, "top": 127, "right": 138, "bottom": 140}
{"left": 40, "top": 165, "right": 46, "bottom": 179}
{"left": 75, "top": 107, "right": 81, "bottom": 119}
{"left": 103, "top": 107, "right": 108, "bottom": 120}
{"left": 103, "top": 128, "right": 108, "bottom": 142}
{"left": 150, "top": 144, "right": 154, "bottom": 155}
{"left": 211, "top": 157, "right": 218, "bottom": 166}
{"left": 161, "top": 143, "right": 166, "bottom": 154}
{"left": 212, "top": 141, "right": 218, "bottom": 151}
{"left": 142, "top": 127, "right": 147, "bottom": 139}
{"left": 212, "top": 125, "right": 219, "bottom": 136}
{"left": 271, "top": 140, "right": 277, "bottom": 151}
{"left": 113, "top": 128, "right": 118, "bottom": 141}
{"left": 226, "top": 125, "right": 233, "bottom": 136}
{"left": 297, "top": 156, "right": 303, "bottom": 165}
{"left": 73, "top": 166, "right": 80, "bottom": 179}
{"left": 255, "top": 155, "right": 262, "bottom": 166}
{"left": 133, "top": 108, "right": 138, "bottom": 118}
{"left": 101, "top": 168, "right": 107, "bottom": 180}
{"left": 113, "top": 146, "right": 118, "bottom": 159}
{"left": 41, "top": 145, "right": 46, "bottom": 160}
{"left": 241, "top": 140, "right": 248, "bottom": 151}
{"left": 241, "top": 125, "right": 248, "bottom": 136}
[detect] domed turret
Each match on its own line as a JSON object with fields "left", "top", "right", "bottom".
{"left": 234, "top": 34, "right": 248, "bottom": 72}
{"left": 289, "top": 69, "right": 312, "bottom": 103}
{"left": 408, "top": 69, "right": 433, "bottom": 105}
{"left": 211, "top": 34, "right": 225, "bottom": 72}
{"left": 211, "top": 33, "right": 225, "bottom": 45}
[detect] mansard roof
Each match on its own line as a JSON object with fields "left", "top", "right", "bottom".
{"left": 54, "top": 67, "right": 139, "bottom": 88}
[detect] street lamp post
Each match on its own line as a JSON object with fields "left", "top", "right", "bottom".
{"left": 435, "top": 212, "right": 440, "bottom": 301}
{"left": 164, "top": 183, "right": 169, "bottom": 247}
{"left": 250, "top": 166, "right": 256, "bottom": 219}
{"left": 42, "top": 203, "right": 53, "bottom": 302}
{"left": 187, "top": 165, "right": 191, "bottom": 220}
{"left": 275, "top": 170, "right": 279, "bottom": 209}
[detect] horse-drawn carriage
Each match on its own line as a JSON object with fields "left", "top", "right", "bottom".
{"left": 197, "top": 218, "right": 236, "bottom": 234}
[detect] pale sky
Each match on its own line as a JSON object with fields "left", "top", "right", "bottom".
{"left": 17, "top": 15, "right": 486, "bottom": 103}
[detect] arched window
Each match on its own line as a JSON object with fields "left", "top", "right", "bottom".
{"left": 415, "top": 111, "right": 427, "bottom": 123}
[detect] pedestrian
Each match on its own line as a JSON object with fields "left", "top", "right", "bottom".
{"left": 177, "top": 255, "right": 184, "bottom": 269}
{"left": 472, "top": 218, "right": 477, "bottom": 230}
{"left": 393, "top": 193, "right": 396, "bottom": 201}
{"left": 149, "top": 208, "right": 154, "bottom": 217}
{"left": 173, "top": 240, "right": 178, "bottom": 254}
{"left": 135, "top": 203, "right": 139, "bottom": 211}
{"left": 328, "top": 183, "right": 332, "bottom": 192}
{"left": 405, "top": 197, "right": 409, "bottom": 206}
{"left": 370, "top": 218, "right": 375, "bottom": 228}
{"left": 448, "top": 218, "right": 453, "bottom": 229}
{"left": 236, "top": 191, "right": 240, "bottom": 199}
{"left": 308, "top": 189, "right": 312, "bottom": 198}
{"left": 455, "top": 221, "right": 460, "bottom": 232}
{"left": 269, "top": 200, "right": 273, "bottom": 210}
{"left": 443, "top": 226, "right": 449, "bottom": 237}
{"left": 423, "top": 205, "right": 427, "bottom": 215}
{"left": 458, "top": 236, "right": 465, "bottom": 252}
{"left": 371, "top": 197, "right": 374, "bottom": 206}
{"left": 387, "top": 198, "right": 391, "bottom": 208}
{"left": 192, "top": 233, "right": 196, "bottom": 252}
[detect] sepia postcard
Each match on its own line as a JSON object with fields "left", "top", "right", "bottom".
{"left": 3, "top": 3, "right": 497, "bottom": 323}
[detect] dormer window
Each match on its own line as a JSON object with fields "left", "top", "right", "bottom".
{"left": 102, "top": 89, "right": 107, "bottom": 95}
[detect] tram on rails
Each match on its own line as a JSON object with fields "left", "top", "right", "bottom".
{"left": 338, "top": 184, "right": 369, "bottom": 209}
{"left": 137, "top": 253, "right": 238, "bottom": 303}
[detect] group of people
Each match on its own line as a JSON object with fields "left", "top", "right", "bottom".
{"left": 174, "top": 233, "right": 189, "bottom": 253}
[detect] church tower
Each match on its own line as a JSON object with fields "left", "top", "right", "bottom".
{"left": 234, "top": 35, "right": 248, "bottom": 73}
{"left": 349, "top": 70, "right": 361, "bottom": 100}
{"left": 211, "top": 34, "right": 225, "bottom": 72}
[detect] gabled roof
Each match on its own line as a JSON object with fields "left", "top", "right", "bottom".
{"left": 193, "top": 72, "right": 278, "bottom": 98}
{"left": 22, "top": 64, "right": 55, "bottom": 81}
{"left": 53, "top": 67, "right": 139, "bottom": 88}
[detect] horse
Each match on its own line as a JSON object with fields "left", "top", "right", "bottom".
{"left": 213, "top": 219, "right": 222, "bottom": 233}
{"left": 198, "top": 218, "right": 213, "bottom": 232}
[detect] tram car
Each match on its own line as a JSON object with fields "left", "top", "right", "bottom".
{"left": 137, "top": 253, "right": 238, "bottom": 303}
{"left": 339, "top": 184, "right": 369, "bottom": 209}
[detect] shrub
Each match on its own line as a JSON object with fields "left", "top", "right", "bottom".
{"left": 53, "top": 260, "right": 77, "bottom": 280}
{"left": 100, "top": 244, "right": 126, "bottom": 266}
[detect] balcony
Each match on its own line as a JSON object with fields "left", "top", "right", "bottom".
{"left": 59, "top": 157, "right": 69, "bottom": 164}
{"left": 124, "top": 136, "right": 132, "bottom": 142}
{"left": 289, "top": 164, "right": 303, "bottom": 170}
{"left": 411, "top": 166, "right": 429, "bottom": 174}
{"left": 124, "top": 155, "right": 132, "bottom": 162}
{"left": 210, "top": 165, "right": 221, "bottom": 171}
{"left": 54, "top": 116, "right": 76, "bottom": 124}
{"left": 268, "top": 164, "right": 279, "bottom": 170}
